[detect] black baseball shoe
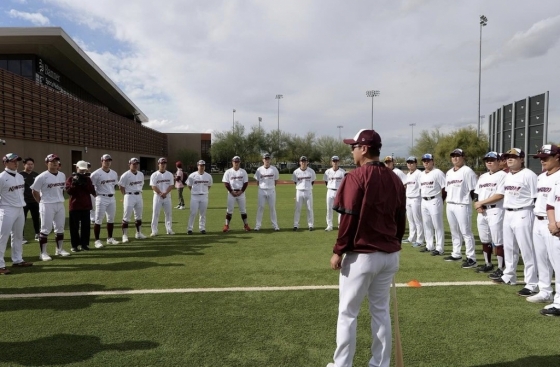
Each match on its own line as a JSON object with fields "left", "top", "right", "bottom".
{"left": 461, "top": 258, "right": 477, "bottom": 269}
{"left": 309, "top": 227, "right": 314, "bottom": 231}
{"left": 517, "top": 288, "right": 538, "bottom": 297}
{"left": 540, "top": 307, "right": 560, "bottom": 316}
{"left": 293, "top": 227, "right": 298, "bottom": 231}
{"left": 475, "top": 264, "right": 494, "bottom": 273}
{"left": 488, "top": 268, "right": 503, "bottom": 280}
{"left": 431, "top": 250, "right": 444, "bottom": 256}
{"left": 419, "top": 246, "right": 430, "bottom": 253}
{"left": 444, "top": 255, "right": 462, "bottom": 262}
{"left": 200, "top": 230, "right": 206, "bottom": 234}
{"left": 187, "top": 230, "right": 193, "bottom": 235}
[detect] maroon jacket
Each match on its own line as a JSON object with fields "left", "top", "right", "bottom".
{"left": 332, "top": 161, "right": 406, "bottom": 255}
{"left": 65, "top": 175, "right": 96, "bottom": 211}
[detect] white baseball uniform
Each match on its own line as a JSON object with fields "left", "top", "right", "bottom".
{"left": 404, "top": 169, "right": 423, "bottom": 244}
{"left": 532, "top": 170, "right": 560, "bottom": 298}
{"left": 445, "top": 165, "right": 478, "bottom": 260}
{"left": 497, "top": 168, "right": 538, "bottom": 286}
{"left": 90, "top": 168, "right": 119, "bottom": 224}
{"left": 187, "top": 171, "right": 213, "bottom": 231}
{"left": 30, "top": 170, "right": 66, "bottom": 235}
{"left": 150, "top": 170, "right": 174, "bottom": 234}
{"left": 419, "top": 168, "right": 446, "bottom": 252}
{"left": 119, "top": 170, "right": 145, "bottom": 224}
{"left": 0, "top": 169, "right": 27, "bottom": 268}
{"left": 293, "top": 167, "right": 316, "bottom": 228}
{"left": 545, "top": 180, "right": 560, "bottom": 308}
{"left": 323, "top": 167, "right": 346, "bottom": 228}
{"left": 475, "top": 170, "right": 506, "bottom": 246}
{"left": 222, "top": 168, "right": 249, "bottom": 215}
{"left": 254, "top": 165, "right": 280, "bottom": 230}
{"left": 393, "top": 168, "right": 407, "bottom": 184}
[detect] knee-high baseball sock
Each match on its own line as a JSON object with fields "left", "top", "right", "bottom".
{"left": 135, "top": 220, "right": 142, "bottom": 233}
{"left": 107, "top": 223, "right": 114, "bottom": 238}
{"left": 225, "top": 214, "right": 232, "bottom": 225}
{"left": 56, "top": 233, "right": 64, "bottom": 250}
{"left": 39, "top": 233, "right": 48, "bottom": 254}
{"left": 241, "top": 213, "right": 248, "bottom": 225}
{"left": 122, "top": 221, "right": 128, "bottom": 236}
{"left": 495, "top": 246, "right": 504, "bottom": 269}
{"left": 94, "top": 224, "right": 101, "bottom": 240}
{"left": 482, "top": 243, "right": 492, "bottom": 265}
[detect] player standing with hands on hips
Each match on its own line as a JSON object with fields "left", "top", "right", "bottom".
{"left": 323, "top": 156, "right": 345, "bottom": 231}
{"left": 90, "top": 154, "right": 120, "bottom": 248}
{"left": 254, "top": 153, "right": 280, "bottom": 231}
{"left": 118, "top": 158, "right": 147, "bottom": 242}
{"left": 327, "top": 129, "right": 406, "bottom": 367}
{"left": 222, "top": 156, "right": 251, "bottom": 232}
{"left": 186, "top": 160, "right": 213, "bottom": 234}
{"left": 0, "top": 153, "right": 33, "bottom": 274}
{"left": 31, "top": 154, "right": 70, "bottom": 260}
{"left": 150, "top": 158, "right": 175, "bottom": 236}
{"left": 293, "top": 156, "right": 316, "bottom": 231}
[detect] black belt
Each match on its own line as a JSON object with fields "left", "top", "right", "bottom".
{"left": 536, "top": 216, "right": 547, "bottom": 220}
{"left": 422, "top": 196, "right": 435, "bottom": 201}
{"left": 126, "top": 192, "right": 141, "bottom": 195}
{"left": 329, "top": 189, "right": 337, "bottom": 191}
{"left": 506, "top": 207, "right": 529, "bottom": 211}
{"left": 99, "top": 194, "right": 114, "bottom": 197}
{"left": 482, "top": 205, "right": 496, "bottom": 209}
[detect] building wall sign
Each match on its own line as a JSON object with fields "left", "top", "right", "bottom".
{"left": 36, "top": 58, "right": 63, "bottom": 92}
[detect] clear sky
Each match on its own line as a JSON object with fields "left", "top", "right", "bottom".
{"left": 1, "top": 0, "right": 559, "bottom": 157}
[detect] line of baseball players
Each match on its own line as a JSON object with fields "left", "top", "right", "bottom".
{"left": 400, "top": 145, "right": 560, "bottom": 316}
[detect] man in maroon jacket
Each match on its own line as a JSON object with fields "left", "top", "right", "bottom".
{"left": 327, "top": 129, "right": 406, "bottom": 367}
{"left": 66, "top": 160, "right": 96, "bottom": 252}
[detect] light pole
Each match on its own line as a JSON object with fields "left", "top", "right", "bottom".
{"left": 258, "top": 117, "right": 262, "bottom": 129}
{"left": 366, "top": 90, "right": 380, "bottom": 130}
{"left": 409, "top": 123, "right": 416, "bottom": 151}
{"left": 275, "top": 94, "right": 283, "bottom": 157}
{"left": 337, "top": 125, "right": 344, "bottom": 140}
{"left": 478, "top": 15, "right": 487, "bottom": 138}
{"left": 232, "top": 109, "right": 236, "bottom": 132}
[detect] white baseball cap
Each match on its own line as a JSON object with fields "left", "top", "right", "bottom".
{"left": 75, "top": 160, "right": 88, "bottom": 170}
{"left": 101, "top": 154, "right": 112, "bottom": 161}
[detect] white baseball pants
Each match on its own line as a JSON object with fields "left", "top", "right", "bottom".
{"left": 501, "top": 208, "right": 537, "bottom": 288}
{"left": 123, "top": 194, "right": 143, "bottom": 222}
{"left": 446, "top": 202, "right": 476, "bottom": 260}
{"left": 227, "top": 192, "right": 247, "bottom": 214}
{"left": 90, "top": 194, "right": 95, "bottom": 222}
{"left": 546, "top": 236, "right": 560, "bottom": 308}
{"left": 95, "top": 196, "right": 116, "bottom": 224}
{"left": 476, "top": 208, "right": 504, "bottom": 245}
{"left": 255, "top": 189, "right": 278, "bottom": 229}
{"left": 533, "top": 218, "right": 554, "bottom": 296}
{"left": 326, "top": 189, "right": 340, "bottom": 228}
{"left": 333, "top": 251, "right": 400, "bottom": 367}
{"left": 294, "top": 190, "right": 314, "bottom": 228}
{"left": 0, "top": 206, "right": 25, "bottom": 268}
{"left": 40, "top": 202, "right": 65, "bottom": 234}
{"left": 188, "top": 194, "right": 209, "bottom": 231}
{"left": 151, "top": 194, "right": 173, "bottom": 234}
{"left": 421, "top": 197, "right": 445, "bottom": 252}
{"left": 406, "top": 197, "right": 423, "bottom": 244}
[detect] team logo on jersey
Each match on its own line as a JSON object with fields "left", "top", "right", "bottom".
{"left": 129, "top": 181, "right": 143, "bottom": 186}
{"left": 47, "top": 182, "right": 65, "bottom": 188}
{"left": 194, "top": 180, "right": 210, "bottom": 184}
{"left": 100, "top": 180, "right": 116, "bottom": 185}
{"left": 8, "top": 184, "right": 25, "bottom": 192}
{"left": 261, "top": 174, "right": 276, "bottom": 179}
{"left": 230, "top": 176, "right": 244, "bottom": 181}
{"left": 156, "top": 180, "right": 171, "bottom": 184}
{"left": 421, "top": 181, "right": 434, "bottom": 186}
{"left": 555, "top": 195, "right": 560, "bottom": 202}
{"left": 504, "top": 186, "right": 521, "bottom": 191}
{"left": 447, "top": 179, "right": 463, "bottom": 185}
{"left": 478, "top": 183, "right": 497, "bottom": 188}
{"left": 538, "top": 187, "right": 552, "bottom": 193}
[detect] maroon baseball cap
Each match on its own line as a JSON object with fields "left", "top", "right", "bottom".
{"left": 158, "top": 157, "right": 167, "bottom": 164}
{"left": 343, "top": 129, "right": 382, "bottom": 148}
{"left": 534, "top": 145, "right": 560, "bottom": 159}
{"left": 450, "top": 149, "right": 465, "bottom": 157}
{"left": 45, "top": 154, "right": 60, "bottom": 162}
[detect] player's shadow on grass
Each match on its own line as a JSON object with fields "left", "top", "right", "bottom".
{"left": 19, "top": 261, "right": 184, "bottom": 273}
{"left": 0, "top": 333, "right": 158, "bottom": 366}
{"left": 473, "top": 355, "right": 560, "bottom": 367}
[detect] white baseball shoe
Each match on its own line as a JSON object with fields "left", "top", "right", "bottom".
{"left": 527, "top": 292, "right": 554, "bottom": 303}
{"left": 122, "top": 235, "right": 129, "bottom": 243}
{"left": 174, "top": 205, "right": 181, "bottom": 209}
{"left": 150, "top": 232, "right": 158, "bottom": 237}
{"left": 135, "top": 232, "right": 147, "bottom": 239}
{"left": 22, "top": 239, "right": 28, "bottom": 245}
{"left": 107, "top": 238, "right": 120, "bottom": 245}
{"left": 326, "top": 363, "right": 336, "bottom": 367}
{"left": 178, "top": 206, "right": 185, "bottom": 210}
{"left": 325, "top": 226, "right": 333, "bottom": 231}
{"left": 94, "top": 240, "right": 104, "bottom": 248}
{"left": 167, "top": 230, "right": 175, "bottom": 235}
{"left": 40, "top": 253, "right": 52, "bottom": 261}
{"left": 55, "top": 249, "right": 71, "bottom": 257}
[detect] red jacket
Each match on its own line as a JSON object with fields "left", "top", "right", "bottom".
{"left": 65, "top": 175, "right": 96, "bottom": 211}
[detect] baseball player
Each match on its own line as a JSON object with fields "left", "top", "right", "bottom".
{"left": 222, "top": 156, "right": 251, "bottom": 232}
{"left": 0, "top": 153, "right": 33, "bottom": 274}
{"left": 254, "top": 153, "right": 280, "bottom": 231}
{"left": 419, "top": 153, "right": 447, "bottom": 255}
{"left": 444, "top": 148, "right": 478, "bottom": 268}
{"left": 30, "top": 154, "right": 70, "bottom": 260}
{"left": 293, "top": 156, "right": 316, "bottom": 231}
{"left": 527, "top": 145, "right": 560, "bottom": 303}
{"left": 323, "top": 155, "right": 345, "bottom": 231}
{"left": 402, "top": 156, "right": 424, "bottom": 247}
{"left": 20, "top": 157, "right": 40, "bottom": 243}
{"left": 150, "top": 158, "right": 175, "bottom": 236}
{"left": 542, "top": 167, "right": 560, "bottom": 316}
{"left": 492, "top": 148, "right": 538, "bottom": 297}
{"left": 90, "top": 154, "right": 120, "bottom": 248}
{"left": 186, "top": 160, "right": 213, "bottom": 234}
{"left": 472, "top": 152, "right": 506, "bottom": 274}
{"left": 175, "top": 161, "right": 185, "bottom": 210}
{"left": 384, "top": 155, "right": 407, "bottom": 183}
{"left": 118, "top": 157, "right": 147, "bottom": 243}
{"left": 88, "top": 162, "right": 95, "bottom": 224}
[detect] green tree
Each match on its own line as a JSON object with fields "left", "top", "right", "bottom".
{"left": 434, "top": 127, "right": 488, "bottom": 170}
{"left": 315, "top": 136, "right": 351, "bottom": 166}
{"left": 176, "top": 149, "right": 200, "bottom": 174}
{"left": 284, "top": 132, "right": 320, "bottom": 163}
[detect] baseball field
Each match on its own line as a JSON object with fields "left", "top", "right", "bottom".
{"left": 1, "top": 175, "right": 558, "bottom": 367}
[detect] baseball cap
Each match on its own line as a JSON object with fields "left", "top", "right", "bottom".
{"left": 383, "top": 155, "right": 393, "bottom": 162}
{"left": 406, "top": 156, "right": 418, "bottom": 163}
{"left": 343, "top": 129, "right": 382, "bottom": 148}
{"left": 101, "top": 154, "right": 112, "bottom": 161}
{"left": 331, "top": 155, "right": 340, "bottom": 161}
{"left": 197, "top": 160, "right": 206, "bottom": 165}
{"left": 158, "top": 157, "right": 167, "bottom": 164}
{"left": 75, "top": 160, "right": 88, "bottom": 170}
{"left": 483, "top": 152, "right": 499, "bottom": 160}
{"left": 299, "top": 156, "right": 308, "bottom": 161}
{"left": 45, "top": 154, "right": 60, "bottom": 162}
{"left": 129, "top": 157, "right": 140, "bottom": 164}
{"left": 421, "top": 154, "right": 433, "bottom": 161}
{"left": 2, "top": 153, "right": 22, "bottom": 163}
{"left": 503, "top": 148, "right": 525, "bottom": 158}
{"left": 232, "top": 156, "right": 241, "bottom": 162}
{"left": 262, "top": 153, "right": 271, "bottom": 159}
{"left": 534, "top": 144, "right": 560, "bottom": 159}
{"left": 450, "top": 149, "right": 464, "bottom": 157}
{"left": 175, "top": 161, "right": 182, "bottom": 167}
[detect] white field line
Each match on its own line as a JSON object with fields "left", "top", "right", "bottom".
{"left": 0, "top": 281, "right": 496, "bottom": 299}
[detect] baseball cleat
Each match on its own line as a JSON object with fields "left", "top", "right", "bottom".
{"left": 187, "top": 230, "right": 193, "bottom": 235}
{"left": 55, "top": 249, "right": 71, "bottom": 257}
{"left": 244, "top": 224, "right": 251, "bottom": 232}
{"left": 135, "top": 232, "right": 147, "bottom": 239}
{"left": 107, "top": 238, "right": 120, "bottom": 245}
{"left": 401, "top": 239, "right": 411, "bottom": 243}
{"left": 222, "top": 225, "right": 230, "bottom": 233}
{"left": 200, "top": 230, "right": 206, "bottom": 234}
{"left": 419, "top": 246, "right": 431, "bottom": 253}
{"left": 40, "top": 253, "right": 52, "bottom": 261}
{"left": 71, "top": 247, "right": 81, "bottom": 253}
{"left": 167, "top": 230, "right": 175, "bottom": 235}
{"left": 540, "top": 307, "right": 560, "bottom": 316}
{"left": 122, "top": 235, "right": 129, "bottom": 243}
{"left": 293, "top": 227, "right": 298, "bottom": 231}
{"left": 527, "top": 293, "right": 553, "bottom": 303}
{"left": 325, "top": 226, "right": 333, "bottom": 231}
{"left": 12, "top": 261, "right": 33, "bottom": 267}
{"left": 34, "top": 234, "right": 39, "bottom": 241}
{"left": 274, "top": 228, "right": 280, "bottom": 231}
{"left": 0, "top": 267, "right": 12, "bottom": 275}
{"left": 94, "top": 240, "right": 104, "bottom": 248}
{"left": 461, "top": 259, "right": 477, "bottom": 269}
{"left": 444, "top": 255, "right": 462, "bottom": 262}
{"left": 431, "top": 250, "right": 444, "bottom": 256}
{"left": 150, "top": 232, "right": 158, "bottom": 237}
{"left": 309, "top": 227, "right": 314, "bottom": 231}
{"left": 178, "top": 206, "right": 185, "bottom": 210}
{"left": 21, "top": 239, "right": 28, "bottom": 245}
{"left": 412, "top": 242, "right": 423, "bottom": 248}
{"left": 487, "top": 268, "right": 503, "bottom": 280}
{"left": 475, "top": 264, "right": 494, "bottom": 273}
{"left": 517, "top": 288, "right": 537, "bottom": 297}
{"left": 174, "top": 205, "right": 181, "bottom": 209}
